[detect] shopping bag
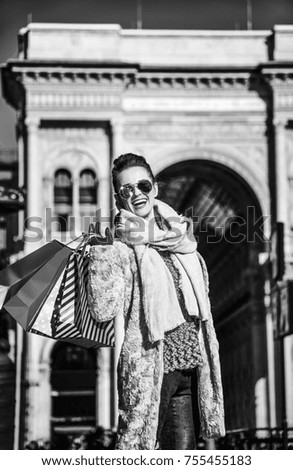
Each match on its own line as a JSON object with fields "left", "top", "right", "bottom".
{"left": 27, "top": 265, "right": 66, "bottom": 338}
{"left": 3, "top": 224, "right": 114, "bottom": 348}
{"left": 30, "top": 258, "right": 104, "bottom": 349}
{"left": 3, "top": 244, "right": 72, "bottom": 330}
{"left": 0, "top": 240, "right": 67, "bottom": 309}
{"left": 51, "top": 244, "right": 115, "bottom": 348}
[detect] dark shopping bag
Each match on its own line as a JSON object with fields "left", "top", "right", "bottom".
{"left": 0, "top": 240, "right": 67, "bottom": 309}
{"left": 2, "top": 226, "right": 115, "bottom": 349}
{"left": 51, "top": 244, "right": 115, "bottom": 348}
{"left": 3, "top": 244, "right": 72, "bottom": 331}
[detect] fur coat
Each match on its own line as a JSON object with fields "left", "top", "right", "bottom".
{"left": 88, "top": 240, "right": 225, "bottom": 450}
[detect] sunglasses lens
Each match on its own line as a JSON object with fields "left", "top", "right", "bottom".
{"left": 120, "top": 186, "right": 132, "bottom": 199}
{"left": 137, "top": 180, "right": 153, "bottom": 193}
{"left": 119, "top": 180, "right": 153, "bottom": 199}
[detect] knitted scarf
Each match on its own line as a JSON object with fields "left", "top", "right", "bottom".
{"left": 115, "top": 200, "right": 210, "bottom": 343}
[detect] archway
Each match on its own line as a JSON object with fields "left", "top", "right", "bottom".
{"left": 157, "top": 159, "right": 268, "bottom": 432}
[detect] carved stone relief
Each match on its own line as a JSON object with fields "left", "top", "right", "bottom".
{"left": 39, "top": 127, "right": 109, "bottom": 179}
{"left": 123, "top": 121, "right": 266, "bottom": 142}
{"left": 27, "top": 91, "right": 121, "bottom": 110}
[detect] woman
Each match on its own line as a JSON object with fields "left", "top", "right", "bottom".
{"left": 88, "top": 153, "right": 225, "bottom": 450}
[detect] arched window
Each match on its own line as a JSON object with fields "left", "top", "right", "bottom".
{"left": 79, "top": 169, "right": 97, "bottom": 232}
{"left": 54, "top": 169, "right": 73, "bottom": 232}
{"left": 79, "top": 169, "right": 97, "bottom": 204}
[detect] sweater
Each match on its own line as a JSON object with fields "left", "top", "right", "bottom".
{"left": 158, "top": 250, "right": 203, "bottom": 373}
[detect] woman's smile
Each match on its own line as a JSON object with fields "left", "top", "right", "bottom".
{"left": 116, "top": 166, "right": 158, "bottom": 220}
{"left": 132, "top": 197, "right": 147, "bottom": 208}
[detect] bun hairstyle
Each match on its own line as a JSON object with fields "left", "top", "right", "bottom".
{"left": 112, "top": 153, "right": 155, "bottom": 193}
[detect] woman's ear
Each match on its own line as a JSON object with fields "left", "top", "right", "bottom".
{"left": 154, "top": 182, "right": 158, "bottom": 198}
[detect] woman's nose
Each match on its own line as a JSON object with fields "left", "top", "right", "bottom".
{"left": 132, "top": 185, "right": 141, "bottom": 196}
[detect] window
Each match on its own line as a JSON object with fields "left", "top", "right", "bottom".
{"left": 79, "top": 169, "right": 97, "bottom": 231}
{"left": 54, "top": 170, "right": 72, "bottom": 232}
{"left": 54, "top": 169, "right": 73, "bottom": 204}
{"left": 79, "top": 169, "right": 97, "bottom": 204}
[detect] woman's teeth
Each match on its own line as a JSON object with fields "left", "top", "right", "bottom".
{"left": 133, "top": 199, "right": 147, "bottom": 207}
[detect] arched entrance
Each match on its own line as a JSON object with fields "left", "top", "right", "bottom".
{"left": 50, "top": 343, "right": 97, "bottom": 446}
{"left": 157, "top": 160, "right": 268, "bottom": 432}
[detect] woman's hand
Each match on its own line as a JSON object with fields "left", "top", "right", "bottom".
{"left": 87, "top": 224, "right": 114, "bottom": 246}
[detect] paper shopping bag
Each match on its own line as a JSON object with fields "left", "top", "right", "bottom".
{"left": 0, "top": 240, "right": 68, "bottom": 309}
{"left": 3, "top": 244, "right": 72, "bottom": 330}
{"left": 51, "top": 247, "right": 115, "bottom": 348}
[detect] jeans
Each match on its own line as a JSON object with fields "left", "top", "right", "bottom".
{"left": 156, "top": 369, "right": 199, "bottom": 450}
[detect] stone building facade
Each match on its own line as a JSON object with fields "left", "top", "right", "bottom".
{"left": 1, "top": 23, "right": 293, "bottom": 447}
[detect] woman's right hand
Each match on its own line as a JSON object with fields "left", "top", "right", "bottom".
{"left": 87, "top": 224, "right": 114, "bottom": 245}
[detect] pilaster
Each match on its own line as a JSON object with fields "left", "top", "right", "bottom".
{"left": 96, "top": 348, "right": 111, "bottom": 430}
{"left": 24, "top": 116, "right": 42, "bottom": 252}
{"left": 274, "top": 118, "right": 290, "bottom": 260}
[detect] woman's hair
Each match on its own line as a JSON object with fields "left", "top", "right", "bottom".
{"left": 112, "top": 153, "right": 155, "bottom": 193}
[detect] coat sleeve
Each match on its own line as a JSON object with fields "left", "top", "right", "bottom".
{"left": 87, "top": 243, "right": 129, "bottom": 322}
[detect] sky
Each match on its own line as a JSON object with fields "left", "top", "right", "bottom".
{"left": 0, "top": 0, "right": 293, "bottom": 148}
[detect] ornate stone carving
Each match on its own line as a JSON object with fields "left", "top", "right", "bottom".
{"left": 27, "top": 92, "right": 121, "bottom": 109}
{"left": 24, "top": 116, "right": 40, "bottom": 130}
{"left": 275, "top": 93, "right": 293, "bottom": 109}
{"left": 16, "top": 68, "right": 269, "bottom": 96}
{"left": 127, "top": 73, "right": 253, "bottom": 92}
{"left": 39, "top": 127, "right": 106, "bottom": 138}
{"left": 123, "top": 122, "right": 267, "bottom": 141}
{"left": 264, "top": 72, "right": 293, "bottom": 87}
{"left": 20, "top": 70, "right": 134, "bottom": 86}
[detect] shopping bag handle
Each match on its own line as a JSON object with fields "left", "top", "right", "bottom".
{"left": 86, "top": 222, "right": 113, "bottom": 246}
{"left": 64, "top": 223, "right": 113, "bottom": 258}
{"left": 70, "top": 223, "right": 113, "bottom": 258}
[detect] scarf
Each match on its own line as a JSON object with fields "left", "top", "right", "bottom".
{"left": 115, "top": 200, "right": 210, "bottom": 343}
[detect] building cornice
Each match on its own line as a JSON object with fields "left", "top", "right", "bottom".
{"left": 2, "top": 60, "right": 277, "bottom": 110}
{"left": 2, "top": 59, "right": 293, "bottom": 111}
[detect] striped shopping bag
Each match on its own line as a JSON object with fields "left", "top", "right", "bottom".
{"left": 51, "top": 246, "right": 115, "bottom": 348}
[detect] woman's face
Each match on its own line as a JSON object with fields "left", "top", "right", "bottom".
{"left": 115, "top": 166, "right": 158, "bottom": 220}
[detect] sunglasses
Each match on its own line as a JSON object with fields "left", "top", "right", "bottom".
{"left": 118, "top": 179, "right": 153, "bottom": 200}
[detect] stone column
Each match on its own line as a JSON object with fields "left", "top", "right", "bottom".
{"left": 43, "top": 176, "right": 53, "bottom": 243}
{"left": 25, "top": 335, "right": 43, "bottom": 443}
{"left": 36, "top": 363, "right": 51, "bottom": 441}
{"left": 274, "top": 117, "right": 293, "bottom": 429}
{"left": 111, "top": 118, "right": 123, "bottom": 157}
{"left": 274, "top": 118, "right": 289, "bottom": 244}
{"left": 97, "top": 127, "right": 112, "bottom": 233}
{"left": 17, "top": 117, "right": 25, "bottom": 243}
{"left": 72, "top": 174, "right": 80, "bottom": 238}
{"left": 96, "top": 347, "right": 111, "bottom": 430}
{"left": 110, "top": 118, "right": 123, "bottom": 214}
{"left": 13, "top": 324, "right": 23, "bottom": 449}
{"left": 21, "top": 117, "right": 45, "bottom": 446}
{"left": 24, "top": 116, "right": 42, "bottom": 253}
{"left": 97, "top": 176, "right": 111, "bottom": 233}
{"left": 0, "top": 335, "right": 15, "bottom": 449}
{"left": 265, "top": 278, "right": 277, "bottom": 428}
{"left": 95, "top": 126, "right": 114, "bottom": 431}
{"left": 110, "top": 118, "right": 125, "bottom": 429}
